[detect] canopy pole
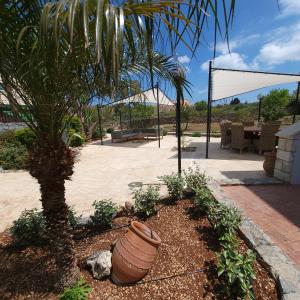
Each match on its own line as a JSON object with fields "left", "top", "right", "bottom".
{"left": 176, "top": 88, "right": 182, "bottom": 174}
{"left": 97, "top": 104, "right": 103, "bottom": 145}
{"left": 119, "top": 109, "right": 122, "bottom": 130}
{"left": 258, "top": 96, "right": 262, "bottom": 122}
{"left": 129, "top": 102, "right": 132, "bottom": 129}
{"left": 206, "top": 61, "right": 212, "bottom": 159}
{"left": 293, "top": 81, "right": 300, "bottom": 124}
{"left": 156, "top": 83, "right": 161, "bottom": 148}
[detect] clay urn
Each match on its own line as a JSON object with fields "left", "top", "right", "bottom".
{"left": 111, "top": 221, "right": 161, "bottom": 285}
{"left": 263, "top": 151, "right": 276, "bottom": 177}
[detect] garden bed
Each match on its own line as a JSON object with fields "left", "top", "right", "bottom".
{"left": 0, "top": 199, "right": 278, "bottom": 299}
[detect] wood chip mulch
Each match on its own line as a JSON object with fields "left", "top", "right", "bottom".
{"left": 0, "top": 199, "right": 279, "bottom": 299}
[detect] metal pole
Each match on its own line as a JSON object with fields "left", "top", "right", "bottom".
{"left": 129, "top": 102, "right": 132, "bottom": 129}
{"left": 156, "top": 83, "right": 161, "bottom": 148}
{"left": 119, "top": 109, "right": 122, "bottom": 130}
{"left": 97, "top": 104, "right": 103, "bottom": 145}
{"left": 258, "top": 97, "right": 262, "bottom": 122}
{"left": 206, "top": 61, "right": 212, "bottom": 159}
{"left": 293, "top": 82, "right": 300, "bottom": 124}
{"left": 176, "top": 88, "right": 182, "bottom": 174}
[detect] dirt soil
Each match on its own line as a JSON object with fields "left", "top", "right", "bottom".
{"left": 0, "top": 199, "right": 278, "bottom": 300}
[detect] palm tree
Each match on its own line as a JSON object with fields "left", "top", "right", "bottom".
{"left": 0, "top": 0, "right": 235, "bottom": 289}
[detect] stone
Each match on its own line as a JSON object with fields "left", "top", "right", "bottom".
{"left": 125, "top": 201, "right": 134, "bottom": 215}
{"left": 86, "top": 250, "right": 112, "bottom": 280}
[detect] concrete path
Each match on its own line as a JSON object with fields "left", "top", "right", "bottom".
{"left": 0, "top": 136, "right": 265, "bottom": 231}
{"left": 223, "top": 184, "right": 300, "bottom": 268}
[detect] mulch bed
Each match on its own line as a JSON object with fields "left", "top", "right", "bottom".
{"left": 0, "top": 199, "right": 279, "bottom": 300}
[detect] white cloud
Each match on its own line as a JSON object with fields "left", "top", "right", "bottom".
{"left": 254, "top": 21, "right": 300, "bottom": 66}
{"left": 279, "top": 0, "right": 300, "bottom": 17}
{"left": 201, "top": 52, "right": 249, "bottom": 71}
{"left": 177, "top": 55, "right": 191, "bottom": 64}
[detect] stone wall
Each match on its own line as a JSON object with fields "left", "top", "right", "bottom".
{"left": 0, "top": 122, "right": 26, "bottom": 132}
{"left": 274, "top": 133, "right": 300, "bottom": 184}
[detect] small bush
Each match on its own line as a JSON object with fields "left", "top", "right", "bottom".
{"left": 159, "top": 173, "right": 185, "bottom": 200}
{"left": 15, "top": 128, "right": 36, "bottom": 149}
{"left": 92, "top": 127, "right": 106, "bottom": 140}
{"left": 194, "top": 187, "right": 216, "bottom": 213}
{"left": 106, "top": 128, "right": 114, "bottom": 134}
{"left": 217, "top": 249, "right": 256, "bottom": 299}
{"left": 68, "top": 129, "right": 85, "bottom": 147}
{"left": 209, "top": 202, "right": 241, "bottom": 236}
{"left": 10, "top": 207, "right": 80, "bottom": 246}
{"left": 10, "top": 209, "right": 46, "bottom": 246}
{"left": 218, "top": 232, "right": 239, "bottom": 251}
{"left": 183, "top": 165, "right": 208, "bottom": 192}
{"left": 0, "top": 141, "right": 28, "bottom": 170}
{"left": 0, "top": 129, "right": 17, "bottom": 145}
{"left": 162, "top": 128, "right": 168, "bottom": 136}
{"left": 133, "top": 185, "right": 160, "bottom": 217}
{"left": 59, "top": 278, "right": 92, "bottom": 300}
{"left": 90, "top": 200, "right": 118, "bottom": 228}
{"left": 66, "top": 115, "right": 83, "bottom": 133}
{"left": 191, "top": 131, "right": 201, "bottom": 137}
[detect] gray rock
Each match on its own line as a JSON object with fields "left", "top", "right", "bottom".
{"left": 86, "top": 250, "right": 112, "bottom": 280}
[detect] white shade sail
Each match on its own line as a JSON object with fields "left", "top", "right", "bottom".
{"left": 211, "top": 68, "right": 300, "bottom": 101}
{"left": 116, "top": 87, "right": 174, "bottom": 106}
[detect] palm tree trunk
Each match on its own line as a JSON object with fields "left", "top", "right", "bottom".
{"left": 27, "top": 137, "right": 80, "bottom": 290}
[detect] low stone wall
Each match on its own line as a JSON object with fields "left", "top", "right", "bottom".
{"left": 0, "top": 122, "right": 26, "bottom": 132}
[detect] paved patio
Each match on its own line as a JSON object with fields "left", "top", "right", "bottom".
{"left": 223, "top": 184, "right": 300, "bottom": 268}
{"left": 0, "top": 135, "right": 266, "bottom": 231}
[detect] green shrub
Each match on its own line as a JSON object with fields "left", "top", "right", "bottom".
{"left": 10, "top": 209, "right": 46, "bottom": 246}
{"left": 218, "top": 232, "right": 239, "bottom": 251}
{"left": 68, "top": 129, "right": 85, "bottom": 147}
{"left": 0, "top": 141, "right": 28, "bottom": 170}
{"left": 92, "top": 127, "right": 106, "bottom": 140}
{"left": 217, "top": 249, "right": 256, "bottom": 299}
{"left": 66, "top": 115, "right": 83, "bottom": 133}
{"left": 90, "top": 200, "right": 118, "bottom": 228}
{"left": 162, "top": 128, "right": 168, "bottom": 136}
{"left": 106, "top": 128, "right": 114, "bottom": 134}
{"left": 133, "top": 185, "right": 160, "bottom": 217}
{"left": 159, "top": 173, "right": 185, "bottom": 200}
{"left": 191, "top": 131, "right": 201, "bottom": 137}
{"left": 183, "top": 165, "right": 207, "bottom": 192}
{"left": 209, "top": 203, "right": 241, "bottom": 236}
{"left": 10, "top": 207, "right": 80, "bottom": 246}
{"left": 59, "top": 278, "right": 92, "bottom": 300}
{"left": 0, "top": 129, "right": 17, "bottom": 145}
{"left": 194, "top": 187, "right": 216, "bottom": 213}
{"left": 15, "top": 128, "right": 36, "bottom": 149}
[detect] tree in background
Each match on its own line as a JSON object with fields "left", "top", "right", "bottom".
{"left": 230, "top": 97, "right": 241, "bottom": 105}
{"left": 194, "top": 100, "right": 207, "bottom": 111}
{"left": 262, "top": 89, "right": 290, "bottom": 121}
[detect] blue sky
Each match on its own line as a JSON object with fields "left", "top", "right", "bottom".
{"left": 174, "top": 0, "right": 300, "bottom": 104}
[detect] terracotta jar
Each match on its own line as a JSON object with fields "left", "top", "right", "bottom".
{"left": 263, "top": 151, "right": 276, "bottom": 177}
{"left": 111, "top": 221, "right": 161, "bottom": 285}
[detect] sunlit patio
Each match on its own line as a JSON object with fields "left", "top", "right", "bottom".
{"left": 0, "top": 135, "right": 268, "bottom": 231}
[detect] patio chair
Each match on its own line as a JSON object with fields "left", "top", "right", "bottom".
{"left": 254, "top": 123, "right": 280, "bottom": 154}
{"left": 230, "top": 124, "right": 251, "bottom": 154}
{"left": 242, "top": 121, "right": 254, "bottom": 127}
{"left": 219, "top": 120, "right": 232, "bottom": 149}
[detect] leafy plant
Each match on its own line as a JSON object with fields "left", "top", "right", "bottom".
{"left": 92, "top": 127, "right": 106, "bottom": 140}
{"left": 0, "top": 141, "right": 28, "bottom": 170}
{"left": 183, "top": 165, "right": 208, "bottom": 192}
{"left": 191, "top": 131, "right": 201, "bottom": 137}
{"left": 10, "top": 207, "right": 80, "bottom": 246}
{"left": 162, "top": 128, "right": 168, "bottom": 136}
{"left": 15, "top": 128, "right": 36, "bottom": 149}
{"left": 68, "top": 129, "right": 85, "bottom": 147}
{"left": 194, "top": 187, "right": 216, "bottom": 213}
{"left": 59, "top": 278, "right": 92, "bottom": 300}
{"left": 10, "top": 209, "right": 47, "bottom": 246}
{"left": 133, "top": 185, "right": 160, "bottom": 217}
{"left": 218, "top": 232, "right": 239, "bottom": 251}
{"left": 0, "top": 129, "right": 17, "bottom": 145}
{"left": 209, "top": 203, "right": 241, "bottom": 236}
{"left": 90, "top": 200, "right": 118, "bottom": 228}
{"left": 106, "top": 128, "right": 114, "bottom": 134}
{"left": 217, "top": 249, "right": 256, "bottom": 299}
{"left": 159, "top": 173, "right": 185, "bottom": 200}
